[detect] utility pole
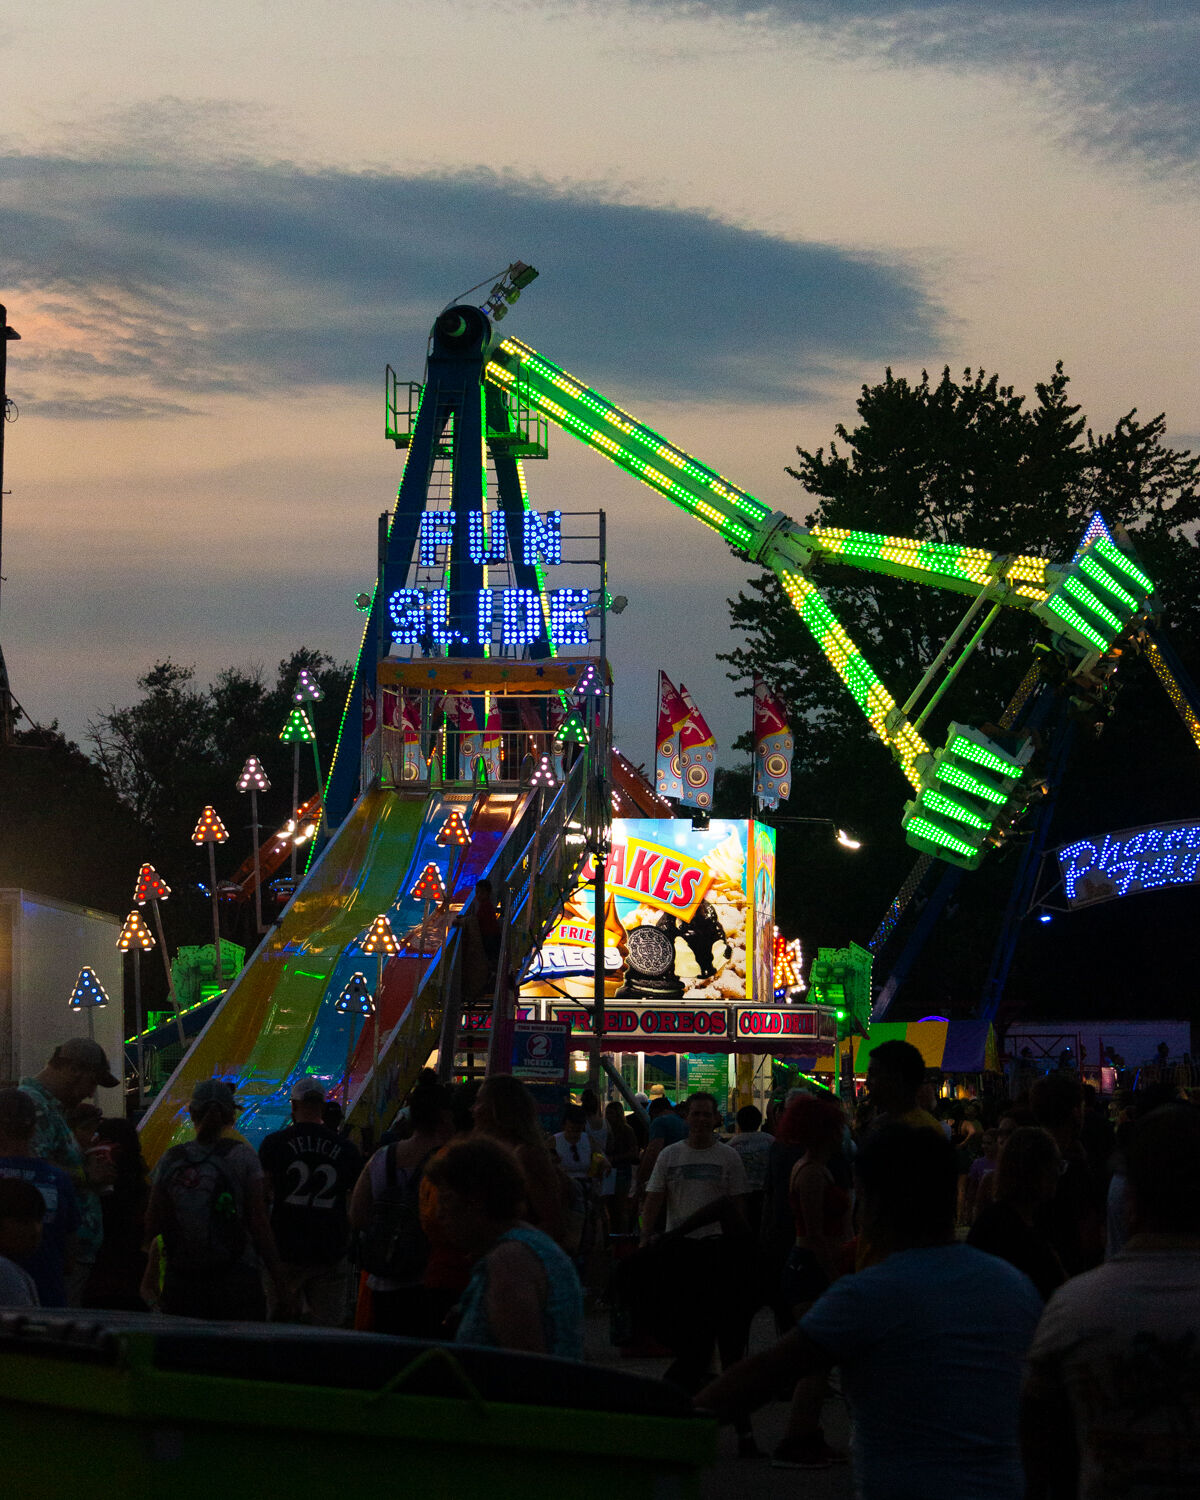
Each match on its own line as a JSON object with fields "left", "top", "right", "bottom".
{"left": 0, "top": 304, "right": 22, "bottom": 746}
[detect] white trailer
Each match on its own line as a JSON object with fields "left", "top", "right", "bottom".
{"left": 0, "top": 889, "right": 124, "bottom": 1112}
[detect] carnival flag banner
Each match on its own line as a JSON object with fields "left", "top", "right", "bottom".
{"left": 401, "top": 689, "right": 424, "bottom": 782}
{"left": 482, "top": 696, "right": 503, "bottom": 781}
{"left": 678, "top": 682, "right": 717, "bottom": 810}
{"left": 656, "top": 672, "right": 690, "bottom": 800}
{"left": 754, "top": 677, "right": 793, "bottom": 810}
{"left": 444, "top": 695, "right": 481, "bottom": 779}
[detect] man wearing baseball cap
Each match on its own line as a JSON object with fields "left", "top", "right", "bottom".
{"left": 19, "top": 1038, "right": 119, "bottom": 1304}
{"left": 258, "top": 1076, "right": 363, "bottom": 1326}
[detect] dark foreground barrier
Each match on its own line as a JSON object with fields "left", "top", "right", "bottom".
{"left": 0, "top": 1312, "right": 712, "bottom": 1497}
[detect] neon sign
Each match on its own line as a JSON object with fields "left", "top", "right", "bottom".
{"left": 1057, "top": 819, "right": 1200, "bottom": 908}
{"left": 393, "top": 509, "right": 588, "bottom": 648}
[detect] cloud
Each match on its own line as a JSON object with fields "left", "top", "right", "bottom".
{"left": 31, "top": 393, "right": 199, "bottom": 420}
{"left": 607, "top": 1, "right": 1200, "bottom": 175}
{"left": 0, "top": 153, "right": 942, "bottom": 414}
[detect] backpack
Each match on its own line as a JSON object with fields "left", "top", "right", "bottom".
{"left": 158, "top": 1139, "right": 249, "bottom": 1273}
{"left": 357, "top": 1145, "right": 429, "bottom": 1282}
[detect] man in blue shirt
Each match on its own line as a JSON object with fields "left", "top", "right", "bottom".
{"left": 697, "top": 1125, "right": 1042, "bottom": 1497}
{"left": 0, "top": 1087, "right": 82, "bottom": 1306}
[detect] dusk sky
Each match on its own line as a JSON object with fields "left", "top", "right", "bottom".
{"left": 2, "top": 2, "right": 1197, "bottom": 782}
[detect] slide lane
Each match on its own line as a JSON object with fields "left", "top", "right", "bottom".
{"left": 231, "top": 790, "right": 463, "bottom": 1145}
{"left": 274, "top": 788, "right": 478, "bottom": 1128}
{"left": 139, "top": 785, "right": 430, "bottom": 1163}
{"left": 346, "top": 789, "right": 526, "bottom": 1104}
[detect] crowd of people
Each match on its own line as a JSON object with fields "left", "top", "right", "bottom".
{"left": 2, "top": 1032, "right": 1198, "bottom": 1497}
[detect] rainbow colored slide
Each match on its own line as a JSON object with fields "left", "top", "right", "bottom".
{"left": 139, "top": 782, "right": 522, "bottom": 1163}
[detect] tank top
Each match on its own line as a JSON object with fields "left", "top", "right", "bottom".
{"left": 790, "top": 1161, "right": 852, "bottom": 1243}
{"left": 456, "top": 1225, "right": 583, "bottom": 1359}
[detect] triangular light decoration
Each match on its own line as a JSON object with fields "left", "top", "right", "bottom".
{"left": 410, "top": 863, "right": 447, "bottom": 903}
{"left": 279, "top": 707, "right": 315, "bottom": 745}
{"left": 361, "top": 913, "right": 401, "bottom": 955}
{"left": 573, "top": 662, "right": 604, "bottom": 699}
{"left": 69, "top": 967, "right": 109, "bottom": 1010}
{"left": 530, "top": 754, "right": 557, "bottom": 789}
{"left": 117, "top": 910, "right": 156, "bottom": 952}
{"left": 134, "top": 863, "right": 171, "bottom": 905}
{"left": 293, "top": 669, "right": 325, "bottom": 705}
{"left": 192, "top": 806, "right": 229, "bottom": 844}
{"left": 436, "top": 809, "right": 471, "bottom": 847}
{"left": 554, "top": 712, "right": 589, "bottom": 746}
{"left": 237, "top": 756, "right": 271, "bottom": 793}
{"left": 335, "top": 971, "right": 375, "bottom": 1016}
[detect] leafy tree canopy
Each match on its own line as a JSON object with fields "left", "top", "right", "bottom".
{"left": 0, "top": 722, "right": 145, "bottom": 913}
{"left": 87, "top": 647, "right": 351, "bottom": 870}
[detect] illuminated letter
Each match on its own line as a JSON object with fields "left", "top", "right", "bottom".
{"left": 388, "top": 589, "right": 426, "bottom": 645}
{"left": 468, "top": 511, "right": 508, "bottom": 566}
{"left": 428, "top": 590, "right": 463, "bottom": 646}
{"left": 523, "top": 509, "right": 562, "bottom": 567}
{"left": 502, "top": 588, "right": 543, "bottom": 647}
{"left": 476, "top": 588, "right": 494, "bottom": 646}
{"left": 549, "top": 587, "right": 590, "bottom": 648}
{"left": 419, "top": 511, "right": 456, "bottom": 567}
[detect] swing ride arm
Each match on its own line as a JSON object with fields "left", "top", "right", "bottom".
{"left": 484, "top": 336, "right": 1157, "bottom": 870}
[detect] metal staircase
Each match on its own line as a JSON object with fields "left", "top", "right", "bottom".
{"left": 343, "top": 750, "right": 593, "bottom": 1126}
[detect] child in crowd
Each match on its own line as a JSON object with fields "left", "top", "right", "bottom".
{"left": 0, "top": 1178, "right": 46, "bottom": 1307}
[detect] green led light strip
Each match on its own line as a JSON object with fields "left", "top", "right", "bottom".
{"left": 936, "top": 762, "right": 1008, "bottom": 805}
{"left": 486, "top": 340, "right": 766, "bottom": 551}
{"left": 1043, "top": 595, "right": 1110, "bottom": 653}
{"left": 903, "top": 816, "right": 981, "bottom": 861}
{"left": 1094, "top": 535, "right": 1153, "bottom": 594}
{"left": 808, "top": 527, "right": 1055, "bottom": 602}
{"left": 946, "top": 734, "right": 1026, "bottom": 777}
{"left": 1078, "top": 554, "right": 1139, "bottom": 612}
{"left": 919, "top": 788, "right": 991, "bottom": 829}
{"left": 778, "top": 569, "right": 928, "bottom": 788}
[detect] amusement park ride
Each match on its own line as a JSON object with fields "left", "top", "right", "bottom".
{"left": 139, "top": 265, "right": 1200, "bottom": 1158}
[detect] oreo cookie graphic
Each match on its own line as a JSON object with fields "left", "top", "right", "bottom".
{"left": 616, "top": 924, "right": 684, "bottom": 999}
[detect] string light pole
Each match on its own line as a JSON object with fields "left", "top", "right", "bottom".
{"left": 410, "top": 863, "right": 446, "bottom": 959}
{"left": 279, "top": 707, "right": 315, "bottom": 882}
{"left": 117, "top": 911, "right": 155, "bottom": 1108}
{"left": 236, "top": 756, "right": 271, "bottom": 934}
{"left": 436, "top": 808, "right": 472, "bottom": 902}
{"left": 134, "top": 863, "right": 185, "bottom": 1046}
{"left": 68, "top": 967, "right": 109, "bottom": 1043}
{"left": 293, "top": 671, "right": 325, "bottom": 830}
{"left": 361, "top": 913, "right": 400, "bottom": 1128}
{"left": 575, "top": 657, "right": 610, "bottom": 1090}
{"left": 192, "top": 806, "right": 230, "bottom": 986}
{"left": 335, "top": 972, "right": 374, "bottom": 1111}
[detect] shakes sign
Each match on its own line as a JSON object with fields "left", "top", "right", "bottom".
{"left": 580, "top": 834, "right": 713, "bottom": 920}
{"left": 521, "top": 819, "right": 776, "bottom": 1006}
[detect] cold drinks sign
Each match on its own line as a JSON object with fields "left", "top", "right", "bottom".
{"left": 388, "top": 508, "right": 590, "bottom": 649}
